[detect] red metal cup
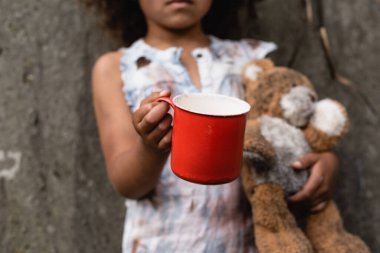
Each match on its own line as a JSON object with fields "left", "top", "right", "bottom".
{"left": 157, "top": 93, "right": 251, "bottom": 185}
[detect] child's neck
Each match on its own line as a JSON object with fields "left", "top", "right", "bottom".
{"left": 144, "top": 23, "right": 210, "bottom": 53}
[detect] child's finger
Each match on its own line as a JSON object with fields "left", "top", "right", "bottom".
{"left": 158, "top": 129, "right": 172, "bottom": 151}
{"left": 138, "top": 102, "right": 170, "bottom": 134}
{"left": 288, "top": 167, "right": 324, "bottom": 202}
{"left": 140, "top": 90, "right": 171, "bottom": 105}
{"left": 310, "top": 193, "right": 328, "bottom": 209}
{"left": 145, "top": 114, "right": 172, "bottom": 145}
{"left": 133, "top": 103, "right": 153, "bottom": 128}
{"left": 145, "top": 102, "right": 170, "bottom": 124}
{"left": 133, "top": 90, "right": 171, "bottom": 125}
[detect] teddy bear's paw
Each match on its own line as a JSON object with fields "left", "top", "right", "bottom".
{"left": 309, "top": 99, "right": 349, "bottom": 137}
{"left": 306, "top": 201, "right": 370, "bottom": 253}
{"left": 254, "top": 194, "right": 315, "bottom": 253}
{"left": 255, "top": 227, "right": 314, "bottom": 253}
{"left": 310, "top": 234, "right": 371, "bottom": 253}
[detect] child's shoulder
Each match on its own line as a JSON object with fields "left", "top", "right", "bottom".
{"left": 92, "top": 50, "right": 124, "bottom": 89}
{"left": 93, "top": 50, "right": 123, "bottom": 73}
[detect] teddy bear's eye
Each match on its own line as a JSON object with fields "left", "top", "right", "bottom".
{"left": 292, "top": 83, "right": 297, "bottom": 87}
{"left": 309, "top": 94, "right": 317, "bottom": 102}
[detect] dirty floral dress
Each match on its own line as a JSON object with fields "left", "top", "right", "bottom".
{"left": 120, "top": 36, "right": 276, "bottom": 253}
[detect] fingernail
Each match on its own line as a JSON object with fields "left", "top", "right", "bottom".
{"left": 292, "top": 161, "right": 302, "bottom": 167}
{"left": 159, "top": 90, "right": 169, "bottom": 96}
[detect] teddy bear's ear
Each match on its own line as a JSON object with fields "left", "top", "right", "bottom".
{"left": 242, "top": 59, "right": 275, "bottom": 84}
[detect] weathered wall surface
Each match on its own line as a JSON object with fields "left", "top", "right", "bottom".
{"left": 0, "top": 0, "right": 124, "bottom": 252}
{"left": 0, "top": 0, "right": 379, "bottom": 252}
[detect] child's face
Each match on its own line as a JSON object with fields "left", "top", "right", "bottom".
{"left": 139, "top": 0, "right": 213, "bottom": 31}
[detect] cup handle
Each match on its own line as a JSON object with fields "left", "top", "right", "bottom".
{"left": 155, "top": 97, "right": 175, "bottom": 109}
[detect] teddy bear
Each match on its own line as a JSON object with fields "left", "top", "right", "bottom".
{"left": 241, "top": 59, "right": 370, "bottom": 253}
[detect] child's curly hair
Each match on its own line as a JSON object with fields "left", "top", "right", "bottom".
{"left": 79, "top": 0, "right": 257, "bottom": 46}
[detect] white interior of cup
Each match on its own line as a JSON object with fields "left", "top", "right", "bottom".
{"left": 173, "top": 93, "right": 251, "bottom": 116}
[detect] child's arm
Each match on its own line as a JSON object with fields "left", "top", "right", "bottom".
{"left": 288, "top": 152, "right": 340, "bottom": 212}
{"left": 92, "top": 52, "right": 172, "bottom": 199}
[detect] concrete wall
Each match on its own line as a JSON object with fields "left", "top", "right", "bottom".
{"left": 0, "top": 0, "right": 378, "bottom": 252}
{"left": 0, "top": 1, "right": 124, "bottom": 252}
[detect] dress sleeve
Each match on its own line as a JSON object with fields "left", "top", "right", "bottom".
{"left": 240, "top": 39, "right": 277, "bottom": 60}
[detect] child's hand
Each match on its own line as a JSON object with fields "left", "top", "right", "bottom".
{"left": 288, "top": 152, "right": 340, "bottom": 213}
{"left": 132, "top": 90, "right": 173, "bottom": 152}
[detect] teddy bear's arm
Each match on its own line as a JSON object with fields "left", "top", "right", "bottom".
{"left": 243, "top": 119, "right": 276, "bottom": 171}
{"left": 242, "top": 119, "right": 277, "bottom": 201}
{"left": 304, "top": 99, "right": 349, "bottom": 152}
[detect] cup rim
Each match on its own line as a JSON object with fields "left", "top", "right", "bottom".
{"left": 172, "top": 93, "right": 251, "bottom": 117}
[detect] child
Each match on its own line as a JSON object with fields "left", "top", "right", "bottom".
{"left": 83, "top": 0, "right": 340, "bottom": 252}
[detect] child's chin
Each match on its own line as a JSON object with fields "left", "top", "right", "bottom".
{"left": 163, "top": 16, "right": 200, "bottom": 30}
